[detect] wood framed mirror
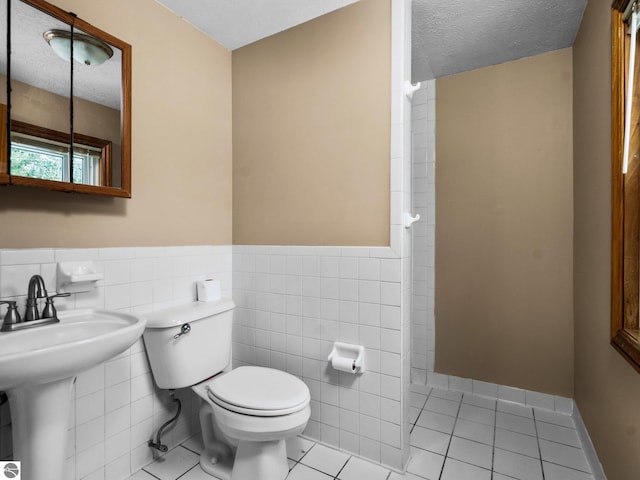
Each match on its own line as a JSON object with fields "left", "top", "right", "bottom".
{"left": 1, "top": 0, "right": 131, "bottom": 197}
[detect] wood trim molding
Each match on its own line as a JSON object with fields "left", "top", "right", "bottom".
{"left": 611, "top": 0, "right": 640, "bottom": 371}
{"left": 0, "top": 104, "right": 7, "bottom": 185}
{"left": 3, "top": 0, "right": 132, "bottom": 198}
{"left": 612, "top": 5, "right": 625, "bottom": 341}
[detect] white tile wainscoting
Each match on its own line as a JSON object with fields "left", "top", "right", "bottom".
{"left": 0, "top": 245, "right": 232, "bottom": 479}
{"left": 232, "top": 245, "right": 407, "bottom": 471}
{"left": 0, "top": 245, "right": 606, "bottom": 480}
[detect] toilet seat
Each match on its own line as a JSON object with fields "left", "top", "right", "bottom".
{"left": 206, "top": 366, "right": 310, "bottom": 417}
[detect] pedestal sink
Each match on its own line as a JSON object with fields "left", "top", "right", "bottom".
{"left": 0, "top": 309, "right": 146, "bottom": 480}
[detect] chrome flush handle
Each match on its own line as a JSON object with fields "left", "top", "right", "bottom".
{"left": 174, "top": 323, "right": 191, "bottom": 339}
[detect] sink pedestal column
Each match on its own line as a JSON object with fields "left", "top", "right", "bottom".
{"left": 8, "top": 377, "right": 74, "bottom": 480}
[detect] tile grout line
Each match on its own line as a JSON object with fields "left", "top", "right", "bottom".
{"left": 140, "top": 467, "right": 162, "bottom": 480}
{"left": 175, "top": 463, "right": 200, "bottom": 480}
{"left": 437, "top": 392, "right": 463, "bottom": 480}
{"left": 532, "top": 409, "right": 546, "bottom": 480}
{"left": 410, "top": 387, "right": 431, "bottom": 434}
{"left": 332, "top": 454, "right": 351, "bottom": 480}
{"left": 491, "top": 394, "right": 498, "bottom": 477}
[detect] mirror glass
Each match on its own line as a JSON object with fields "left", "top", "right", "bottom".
{"left": 9, "top": 0, "right": 72, "bottom": 186}
{"left": 0, "top": 0, "right": 6, "bottom": 180}
{"left": 71, "top": 27, "right": 122, "bottom": 188}
{"left": 1, "top": 0, "right": 131, "bottom": 196}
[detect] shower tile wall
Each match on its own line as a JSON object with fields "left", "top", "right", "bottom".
{"left": 232, "top": 245, "right": 405, "bottom": 470}
{"left": 411, "top": 81, "right": 436, "bottom": 385}
{"left": 0, "top": 246, "right": 232, "bottom": 480}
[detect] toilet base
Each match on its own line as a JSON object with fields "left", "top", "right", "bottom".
{"left": 200, "top": 452, "right": 233, "bottom": 480}
{"left": 233, "top": 439, "right": 289, "bottom": 480}
{"left": 198, "top": 438, "right": 289, "bottom": 480}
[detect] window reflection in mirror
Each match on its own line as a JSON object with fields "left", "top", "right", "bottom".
{"left": 10, "top": 121, "right": 111, "bottom": 185}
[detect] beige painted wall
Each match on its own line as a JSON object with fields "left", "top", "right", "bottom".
{"left": 573, "top": 2, "right": 640, "bottom": 479}
{"left": 232, "top": 0, "right": 390, "bottom": 246}
{"left": 0, "top": 0, "right": 232, "bottom": 247}
{"left": 435, "top": 49, "right": 574, "bottom": 397}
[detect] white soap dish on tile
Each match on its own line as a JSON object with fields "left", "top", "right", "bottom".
{"left": 56, "top": 261, "right": 103, "bottom": 294}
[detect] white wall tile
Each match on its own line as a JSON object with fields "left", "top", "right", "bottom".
{"left": 106, "top": 357, "right": 132, "bottom": 388}
{"left": 105, "top": 405, "right": 131, "bottom": 438}
{"left": 411, "top": 80, "right": 436, "bottom": 385}
{"left": 473, "top": 380, "right": 499, "bottom": 399}
{"left": 359, "top": 259, "right": 380, "bottom": 281}
{"left": 526, "top": 391, "right": 555, "bottom": 411}
{"left": 498, "top": 385, "right": 526, "bottom": 404}
{"left": 0, "top": 264, "right": 40, "bottom": 298}
{"left": 76, "top": 442, "right": 105, "bottom": 479}
{"left": 231, "top": 245, "right": 405, "bottom": 468}
{"left": 4, "top": 246, "right": 231, "bottom": 478}
{"left": 76, "top": 391, "right": 105, "bottom": 427}
{"left": 1, "top": 249, "right": 55, "bottom": 265}
{"left": 76, "top": 417, "right": 105, "bottom": 453}
{"left": 359, "top": 281, "right": 380, "bottom": 304}
{"left": 320, "top": 257, "right": 339, "bottom": 278}
{"left": 76, "top": 365, "right": 105, "bottom": 397}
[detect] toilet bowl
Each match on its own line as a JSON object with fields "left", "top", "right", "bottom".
{"left": 142, "top": 299, "right": 310, "bottom": 480}
{"left": 193, "top": 366, "right": 310, "bottom": 479}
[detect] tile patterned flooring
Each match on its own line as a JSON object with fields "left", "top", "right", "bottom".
{"left": 127, "top": 387, "right": 595, "bottom": 480}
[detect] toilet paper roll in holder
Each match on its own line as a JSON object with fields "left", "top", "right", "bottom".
{"left": 328, "top": 342, "right": 365, "bottom": 374}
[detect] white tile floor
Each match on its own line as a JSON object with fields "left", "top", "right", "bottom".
{"left": 127, "top": 387, "right": 595, "bottom": 480}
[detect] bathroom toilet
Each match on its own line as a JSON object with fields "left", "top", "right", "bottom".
{"left": 143, "top": 299, "right": 310, "bottom": 480}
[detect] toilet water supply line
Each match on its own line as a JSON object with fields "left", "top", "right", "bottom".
{"left": 623, "top": 2, "right": 638, "bottom": 174}
{"left": 149, "top": 389, "right": 182, "bottom": 452}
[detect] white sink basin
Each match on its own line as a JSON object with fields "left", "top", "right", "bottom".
{"left": 0, "top": 309, "right": 146, "bottom": 391}
{"left": 0, "top": 309, "right": 146, "bottom": 480}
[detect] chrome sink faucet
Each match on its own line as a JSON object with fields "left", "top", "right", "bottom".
{"left": 0, "top": 275, "right": 69, "bottom": 332}
{"left": 25, "top": 274, "right": 48, "bottom": 321}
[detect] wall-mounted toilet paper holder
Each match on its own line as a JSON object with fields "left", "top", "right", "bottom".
{"left": 328, "top": 342, "right": 365, "bottom": 374}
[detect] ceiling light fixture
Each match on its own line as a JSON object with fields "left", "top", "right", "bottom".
{"left": 43, "top": 29, "right": 113, "bottom": 66}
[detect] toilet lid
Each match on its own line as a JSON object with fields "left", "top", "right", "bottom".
{"left": 207, "top": 366, "right": 310, "bottom": 415}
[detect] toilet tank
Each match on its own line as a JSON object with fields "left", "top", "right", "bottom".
{"left": 142, "top": 298, "right": 235, "bottom": 389}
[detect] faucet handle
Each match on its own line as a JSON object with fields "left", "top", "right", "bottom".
{"left": 0, "top": 301, "right": 22, "bottom": 330}
{"left": 41, "top": 293, "right": 71, "bottom": 319}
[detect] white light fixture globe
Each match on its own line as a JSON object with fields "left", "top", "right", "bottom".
{"left": 43, "top": 29, "right": 113, "bottom": 66}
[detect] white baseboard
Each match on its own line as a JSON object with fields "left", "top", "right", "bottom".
{"left": 572, "top": 406, "right": 607, "bottom": 479}
{"left": 413, "top": 372, "right": 606, "bottom": 479}
{"left": 421, "top": 372, "right": 573, "bottom": 414}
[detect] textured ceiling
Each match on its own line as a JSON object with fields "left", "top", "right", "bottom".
{"left": 0, "top": 0, "right": 122, "bottom": 111}
{"left": 0, "top": 0, "right": 590, "bottom": 111}
{"left": 155, "top": 0, "right": 359, "bottom": 51}
{"left": 155, "top": 0, "right": 588, "bottom": 83}
{"left": 412, "top": 0, "right": 588, "bottom": 82}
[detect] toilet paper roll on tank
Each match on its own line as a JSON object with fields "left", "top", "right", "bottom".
{"left": 197, "top": 279, "right": 221, "bottom": 302}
